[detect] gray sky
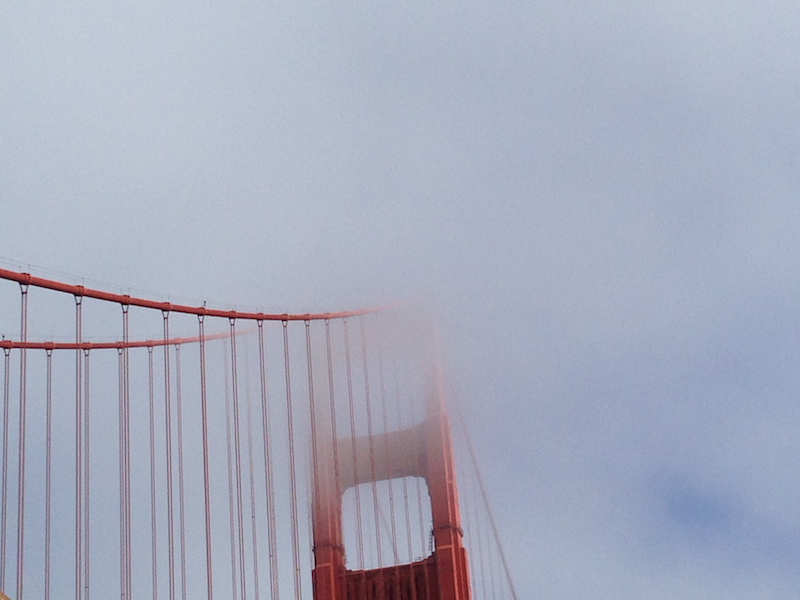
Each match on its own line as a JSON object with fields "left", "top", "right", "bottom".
{"left": 3, "top": 0, "right": 800, "bottom": 597}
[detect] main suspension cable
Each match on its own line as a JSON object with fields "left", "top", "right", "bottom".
{"left": 0, "top": 326, "right": 243, "bottom": 352}
{"left": 0, "top": 268, "right": 387, "bottom": 321}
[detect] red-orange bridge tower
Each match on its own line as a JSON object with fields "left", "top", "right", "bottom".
{"left": 312, "top": 376, "right": 471, "bottom": 600}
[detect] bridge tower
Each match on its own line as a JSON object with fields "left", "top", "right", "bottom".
{"left": 311, "top": 372, "right": 471, "bottom": 600}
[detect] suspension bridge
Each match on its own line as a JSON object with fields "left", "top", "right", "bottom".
{"left": 0, "top": 267, "right": 516, "bottom": 600}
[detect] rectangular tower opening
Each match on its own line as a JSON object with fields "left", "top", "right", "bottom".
{"left": 341, "top": 476, "right": 433, "bottom": 571}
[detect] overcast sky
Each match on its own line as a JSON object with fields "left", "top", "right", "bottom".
{"left": 3, "top": 1, "right": 800, "bottom": 597}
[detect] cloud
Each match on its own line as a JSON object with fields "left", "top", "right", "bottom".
{"left": 3, "top": 1, "right": 800, "bottom": 597}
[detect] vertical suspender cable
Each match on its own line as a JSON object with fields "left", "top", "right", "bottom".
{"left": 148, "top": 347, "right": 158, "bottom": 600}
{"left": 398, "top": 403, "right": 413, "bottom": 564}
{"left": 117, "top": 347, "right": 125, "bottom": 599}
{"left": 162, "top": 312, "right": 176, "bottom": 600}
{"left": 304, "top": 321, "right": 321, "bottom": 584}
{"left": 228, "top": 320, "right": 247, "bottom": 600}
{"left": 343, "top": 319, "right": 365, "bottom": 571}
{"left": 223, "top": 341, "right": 238, "bottom": 600}
{"left": 282, "top": 321, "right": 303, "bottom": 600}
{"left": 257, "top": 321, "right": 279, "bottom": 600}
{"left": 305, "top": 475, "right": 315, "bottom": 575}
{"left": 174, "top": 344, "right": 188, "bottom": 600}
{"left": 44, "top": 348, "right": 53, "bottom": 600}
{"left": 391, "top": 358, "right": 417, "bottom": 600}
{"left": 375, "top": 317, "right": 401, "bottom": 600}
{"left": 76, "top": 295, "right": 84, "bottom": 600}
{"left": 413, "top": 400, "right": 431, "bottom": 596}
{"left": 9, "top": 317, "right": 28, "bottom": 589}
{"left": 455, "top": 408, "right": 518, "bottom": 600}
{"left": 324, "top": 320, "right": 344, "bottom": 597}
{"left": 459, "top": 450, "right": 478, "bottom": 598}
{"left": 377, "top": 333, "right": 400, "bottom": 558}
{"left": 414, "top": 422, "right": 432, "bottom": 593}
{"left": 472, "top": 475, "right": 487, "bottom": 600}
{"left": 0, "top": 347, "right": 9, "bottom": 588}
{"left": 244, "top": 340, "right": 261, "bottom": 600}
{"left": 406, "top": 342, "right": 432, "bottom": 599}
{"left": 488, "top": 511, "right": 498, "bottom": 600}
{"left": 360, "top": 316, "right": 384, "bottom": 599}
{"left": 416, "top": 469, "right": 431, "bottom": 595}
{"left": 84, "top": 348, "right": 91, "bottom": 600}
{"left": 123, "top": 306, "right": 132, "bottom": 600}
{"left": 344, "top": 317, "right": 368, "bottom": 599}
{"left": 197, "top": 316, "right": 213, "bottom": 600}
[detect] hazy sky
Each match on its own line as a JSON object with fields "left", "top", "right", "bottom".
{"left": 3, "top": 1, "right": 800, "bottom": 597}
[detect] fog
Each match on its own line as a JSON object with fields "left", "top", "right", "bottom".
{"left": 3, "top": 1, "right": 800, "bottom": 597}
